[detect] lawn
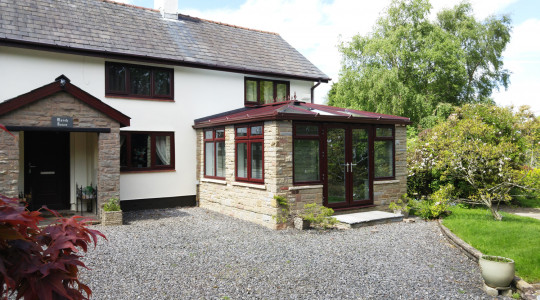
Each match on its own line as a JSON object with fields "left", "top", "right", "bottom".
{"left": 442, "top": 207, "right": 540, "bottom": 283}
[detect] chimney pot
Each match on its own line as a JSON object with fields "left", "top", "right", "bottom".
{"left": 154, "top": 0, "right": 178, "bottom": 19}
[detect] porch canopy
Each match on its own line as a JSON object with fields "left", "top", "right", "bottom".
{"left": 193, "top": 100, "right": 411, "bottom": 128}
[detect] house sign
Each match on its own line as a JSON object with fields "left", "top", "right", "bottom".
{"left": 51, "top": 116, "right": 73, "bottom": 128}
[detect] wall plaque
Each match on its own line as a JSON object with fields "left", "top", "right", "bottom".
{"left": 51, "top": 116, "right": 73, "bottom": 128}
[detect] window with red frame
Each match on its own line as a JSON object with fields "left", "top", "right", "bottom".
{"left": 245, "top": 77, "right": 289, "bottom": 105}
{"left": 106, "top": 62, "right": 174, "bottom": 100}
{"left": 293, "top": 123, "right": 321, "bottom": 184}
{"left": 120, "top": 131, "right": 174, "bottom": 171}
{"left": 235, "top": 124, "right": 264, "bottom": 183}
{"left": 204, "top": 128, "right": 226, "bottom": 179}
{"left": 374, "top": 126, "right": 395, "bottom": 179}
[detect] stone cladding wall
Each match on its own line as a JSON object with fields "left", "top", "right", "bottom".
{"left": 0, "top": 91, "right": 120, "bottom": 213}
{"left": 0, "top": 131, "right": 20, "bottom": 198}
{"left": 373, "top": 125, "right": 408, "bottom": 207}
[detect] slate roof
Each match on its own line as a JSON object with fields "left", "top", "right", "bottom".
{"left": 193, "top": 101, "right": 411, "bottom": 128}
{"left": 0, "top": 0, "right": 330, "bottom": 82}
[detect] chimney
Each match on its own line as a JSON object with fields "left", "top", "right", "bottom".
{"left": 154, "top": 0, "right": 178, "bottom": 19}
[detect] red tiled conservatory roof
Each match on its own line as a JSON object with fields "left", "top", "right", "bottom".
{"left": 193, "top": 101, "right": 410, "bottom": 128}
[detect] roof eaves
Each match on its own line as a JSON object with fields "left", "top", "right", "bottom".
{"left": 193, "top": 112, "right": 411, "bottom": 129}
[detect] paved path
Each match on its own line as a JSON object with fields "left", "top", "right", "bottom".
{"left": 500, "top": 206, "right": 540, "bottom": 221}
{"left": 79, "top": 208, "right": 492, "bottom": 299}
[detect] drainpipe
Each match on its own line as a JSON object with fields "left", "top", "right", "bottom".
{"left": 310, "top": 80, "right": 321, "bottom": 104}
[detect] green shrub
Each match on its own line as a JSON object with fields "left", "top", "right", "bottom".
{"left": 411, "top": 184, "right": 453, "bottom": 220}
{"left": 408, "top": 104, "right": 540, "bottom": 220}
{"left": 103, "top": 197, "right": 121, "bottom": 212}
{"left": 272, "top": 195, "right": 289, "bottom": 224}
{"left": 299, "top": 203, "right": 338, "bottom": 229}
{"left": 389, "top": 194, "right": 411, "bottom": 213}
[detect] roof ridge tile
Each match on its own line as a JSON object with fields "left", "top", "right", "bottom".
{"left": 177, "top": 13, "right": 279, "bottom": 36}
{"left": 96, "top": 0, "right": 160, "bottom": 13}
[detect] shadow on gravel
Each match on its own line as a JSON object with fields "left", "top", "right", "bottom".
{"left": 122, "top": 208, "right": 191, "bottom": 224}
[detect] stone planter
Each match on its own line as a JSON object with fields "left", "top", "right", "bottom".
{"left": 479, "top": 255, "right": 515, "bottom": 288}
{"left": 294, "top": 217, "right": 310, "bottom": 230}
{"left": 101, "top": 210, "right": 123, "bottom": 226}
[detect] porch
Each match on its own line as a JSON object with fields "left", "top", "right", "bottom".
{"left": 0, "top": 75, "right": 130, "bottom": 216}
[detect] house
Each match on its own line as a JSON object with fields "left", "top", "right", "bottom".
{"left": 0, "top": 0, "right": 409, "bottom": 229}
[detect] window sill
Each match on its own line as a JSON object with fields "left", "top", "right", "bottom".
{"left": 289, "top": 185, "right": 323, "bottom": 191}
{"left": 105, "top": 95, "right": 175, "bottom": 102}
{"left": 231, "top": 181, "right": 266, "bottom": 190}
{"left": 201, "top": 178, "right": 227, "bottom": 185}
{"left": 121, "top": 169, "right": 176, "bottom": 174}
{"left": 373, "top": 179, "right": 400, "bottom": 185}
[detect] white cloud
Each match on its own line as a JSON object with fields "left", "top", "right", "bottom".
{"left": 183, "top": 0, "right": 539, "bottom": 114}
{"left": 492, "top": 18, "right": 540, "bottom": 114}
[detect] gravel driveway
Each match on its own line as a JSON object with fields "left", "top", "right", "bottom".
{"left": 80, "top": 207, "right": 491, "bottom": 299}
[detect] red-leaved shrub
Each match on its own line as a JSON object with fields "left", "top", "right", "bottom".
{"left": 0, "top": 194, "right": 105, "bottom": 300}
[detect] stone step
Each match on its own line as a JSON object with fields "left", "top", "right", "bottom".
{"left": 334, "top": 210, "right": 403, "bottom": 229}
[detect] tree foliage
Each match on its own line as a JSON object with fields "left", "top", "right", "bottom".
{"left": 0, "top": 195, "right": 106, "bottom": 300}
{"left": 328, "top": 0, "right": 512, "bottom": 125}
{"left": 408, "top": 104, "right": 539, "bottom": 220}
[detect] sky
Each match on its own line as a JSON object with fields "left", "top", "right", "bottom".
{"left": 122, "top": 0, "right": 540, "bottom": 114}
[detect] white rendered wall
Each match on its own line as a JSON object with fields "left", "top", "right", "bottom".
{"left": 0, "top": 46, "right": 314, "bottom": 201}
{"left": 69, "top": 132, "right": 98, "bottom": 209}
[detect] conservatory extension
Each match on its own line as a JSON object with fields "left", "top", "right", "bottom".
{"left": 194, "top": 100, "right": 410, "bottom": 229}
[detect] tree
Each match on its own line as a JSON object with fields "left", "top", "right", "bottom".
{"left": 408, "top": 104, "right": 539, "bottom": 220}
{"left": 328, "top": 0, "right": 511, "bottom": 125}
{"left": 0, "top": 195, "right": 105, "bottom": 300}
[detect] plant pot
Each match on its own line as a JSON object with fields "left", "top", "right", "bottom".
{"left": 402, "top": 210, "right": 410, "bottom": 218}
{"left": 101, "top": 210, "right": 123, "bottom": 226}
{"left": 479, "top": 255, "right": 515, "bottom": 288}
{"left": 294, "top": 217, "right": 310, "bottom": 230}
{"left": 393, "top": 209, "right": 402, "bottom": 215}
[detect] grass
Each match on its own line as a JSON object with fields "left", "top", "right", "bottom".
{"left": 442, "top": 207, "right": 540, "bottom": 283}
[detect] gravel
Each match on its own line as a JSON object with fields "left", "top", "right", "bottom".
{"left": 79, "top": 207, "right": 493, "bottom": 299}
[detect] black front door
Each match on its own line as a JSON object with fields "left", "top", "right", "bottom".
{"left": 25, "top": 131, "right": 70, "bottom": 210}
{"left": 324, "top": 125, "right": 373, "bottom": 209}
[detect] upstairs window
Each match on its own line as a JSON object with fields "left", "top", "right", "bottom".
{"left": 204, "top": 128, "right": 226, "bottom": 179}
{"left": 235, "top": 124, "right": 264, "bottom": 183}
{"left": 120, "top": 131, "right": 175, "bottom": 172}
{"left": 106, "top": 62, "right": 174, "bottom": 100}
{"left": 245, "top": 77, "right": 289, "bottom": 105}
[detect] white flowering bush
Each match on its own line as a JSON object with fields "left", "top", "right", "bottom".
{"left": 408, "top": 104, "right": 539, "bottom": 220}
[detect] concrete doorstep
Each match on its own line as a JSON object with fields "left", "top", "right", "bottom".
{"left": 334, "top": 211, "right": 403, "bottom": 229}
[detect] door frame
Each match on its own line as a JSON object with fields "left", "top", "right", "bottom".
{"left": 322, "top": 124, "right": 374, "bottom": 209}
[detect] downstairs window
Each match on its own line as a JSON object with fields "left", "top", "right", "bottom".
{"left": 235, "top": 124, "right": 264, "bottom": 183}
{"left": 204, "top": 128, "right": 226, "bottom": 179}
{"left": 293, "top": 123, "right": 321, "bottom": 183}
{"left": 120, "top": 131, "right": 174, "bottom": 171}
